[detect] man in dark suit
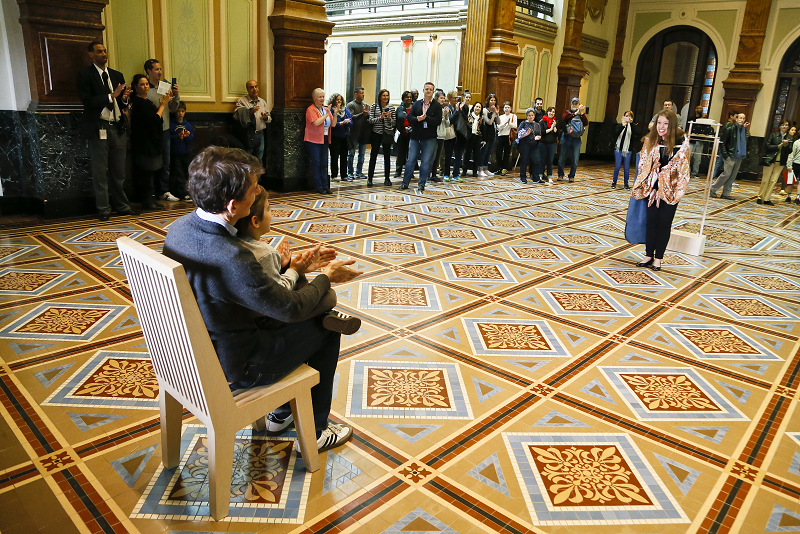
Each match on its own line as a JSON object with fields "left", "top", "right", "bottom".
{"left": 164, "top": 147, "right": 362, "bottom": 453}
{"left": 77, "top": 41, "right": 137, "bottom": 221}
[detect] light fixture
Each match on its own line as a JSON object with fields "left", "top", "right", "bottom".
{"left": 427, "top": 33, "right": 437, "bottom": 48}
{"left": 401, "top": 35, "right": 414, "bottom": 51}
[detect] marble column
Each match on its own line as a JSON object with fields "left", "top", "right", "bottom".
{"left": 485, "top": 0, "right": 523, "bottom": 104}
{"left": 266, "top": 0, "right": 334, "bottom": 192}
{"left": 555, "top": 0, "right": 587, "bottom": 113}
{"left": 720, "top": 0, "right": 772, "bottom": 122}
{"left": 604, "top": 0, "right": 630, "bottom": 122}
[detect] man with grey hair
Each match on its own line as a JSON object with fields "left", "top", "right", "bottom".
{"left": 235, "top": 80, "right": 271, "bottom": 162}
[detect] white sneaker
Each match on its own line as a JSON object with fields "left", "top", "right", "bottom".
{"left": 477, "top": 170, "right": 487, "bottom": 177}
{"left": 485, "top": 170, "right": 495, "bottom": 176}
{"left": 264, "top": 412, "right": 293, "bottom": 433}
{"left": 161, "top": 192, "right": 179, "bottom": 202}
{"left": 295, "top": 421, "right": 353, "bottom": 453}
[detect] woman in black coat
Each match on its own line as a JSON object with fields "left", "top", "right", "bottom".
{"left": 130, "top": 74, "right": 171, "bottom": 209}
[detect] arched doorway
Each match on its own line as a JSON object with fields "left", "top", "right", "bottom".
{"left": 631, "top": 26, "right": 717, "bottom": 126}
{"left": 767, "top": 37, "right": 800, "bottom": 133}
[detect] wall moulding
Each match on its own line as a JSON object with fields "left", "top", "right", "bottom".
{"left": 513, "top": 13, "right": 558, "bottom": 44}
{"left": 580, "top": 33, "right": 608, "bottom": 58}
{"left": 329, "top": 10, "right": 467, "bottom": 35}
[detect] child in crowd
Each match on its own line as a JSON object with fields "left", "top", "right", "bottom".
{"left": 170, "top": 101, "right": 194, "bottom": 201}
{"left": 233, "top": 188, "right": 362, "bottom": 334}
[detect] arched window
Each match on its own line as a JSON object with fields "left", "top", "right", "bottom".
{"left": 768, "top": 37, "right": 800, "bottom": 133}
{"left": 631, "top": 26, "right": 717, "bottom": 125}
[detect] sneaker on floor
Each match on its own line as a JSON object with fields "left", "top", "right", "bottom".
{"left": 568, "top": 177, "right": 575, "bottom": 183}
{"left": 485, "top": 170, "right": 495, "bottom": 176}
{"left": 500, "top": 169, "right": 507, "bottom": 176}
{"left": 443, "top": 176, "right": 450, "bottom": 182}
{"left": 296, "top": 422, "right": 353, "bottom": 453}
{"left": 453, "top": 176, "right": 463, "bottom": 183}
{"left": 322, "top": 310, "right": 361, "bottom": 335}
{"left": 264, "top": 412, "right": 293, "bottom": 434}
{"left": 183, "top": 195, "right": 192, "bottom": 202}
{"left": 161, "top": 191, "right": 179, "bottom": 202}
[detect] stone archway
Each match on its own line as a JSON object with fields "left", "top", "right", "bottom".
{"left": 766, "top": 36, "right": 800, "bottom": 135}
{"left": 630, "top": 25, "right": 717, "bottom": 129}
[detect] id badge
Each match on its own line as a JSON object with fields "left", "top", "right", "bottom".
{"left": 423, "top": 121, "right": 428, "bottom": 128}
{"left": 99, "top": 129, "right": 107, "bottom": 140}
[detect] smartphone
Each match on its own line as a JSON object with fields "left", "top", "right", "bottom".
{"left": 172, "top": 77, "right": 177, "bottom": 87}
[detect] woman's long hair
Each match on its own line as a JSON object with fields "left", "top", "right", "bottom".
{"left": 327, "top": 93, "right": 343, "bottom": 108}
{"left": 643, "top": 109, "right": 680, "bottom": 154}
{"left": 377, "top": 89, "right": 390, "bottom": 107}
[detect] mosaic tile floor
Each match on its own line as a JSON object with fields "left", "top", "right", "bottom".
{"left": 1, "top": 163, "right": 800, "bottom": 534}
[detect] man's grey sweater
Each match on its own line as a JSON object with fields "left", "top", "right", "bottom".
{"left": 163, "top": 211, "right": 331, "bottom": 382}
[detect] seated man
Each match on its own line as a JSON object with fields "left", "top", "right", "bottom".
{"left": 163, "top": 147, "right": 362, "bottom": 452}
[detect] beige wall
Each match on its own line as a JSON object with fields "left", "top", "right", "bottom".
{"left": 105, "top": 0, "right": 266, "bottom": 113}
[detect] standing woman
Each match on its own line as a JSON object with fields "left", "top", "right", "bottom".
{"left": 516, "top": 107, "right": 542, "bottom": 184}
{"left": 394, "top": 91, "right": 413, "bottom": 180}
{"left": 785, "top": 134, "right": 800, "bottom": 205}
{"left": 758, "top": 120, "right": 790, "bottom": 205}
{"left": 632, "top": 109, "right": 690, "bottom": 271}
{"left": 460, "top": 102, "right": 485, "bottom": 178}
{"left": 452, "top": 90, "right": 472, "bottom": 182}
{"left": 305, "top": 88, "right": 338, "bottom": 194}
{"left": 612, "top": 111, "right": 635, "bottom": 189}
{"left": 479, "top": 94, "right": 499, "bottom": 176}
{"left": 130, "top": 74, "right": 171, "bottom": 209}
{"left": 328, "top": 93, "right": 352, "bottom": 182}
{"left": 434, "top": 89, "right": 455, "bottom": 182}
{"left": 495, "top": 102, "right": 517, "bottom": 176}
{"left": 538, "top": 106, "right": 558, "bottom": 183}
{"left": 367, "top": 89, "right": 396, "bottom": 187}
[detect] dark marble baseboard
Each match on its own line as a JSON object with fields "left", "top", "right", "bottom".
{"left": 265, "top": 108, "right": 310, "bottom": 192}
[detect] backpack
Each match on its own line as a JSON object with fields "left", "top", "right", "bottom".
{"left": 567, "top": 115, "right": 585, "bottom": 139}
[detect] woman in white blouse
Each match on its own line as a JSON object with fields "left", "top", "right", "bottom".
{"left": 495, "top": 102, "right": 517, "bottom": 176}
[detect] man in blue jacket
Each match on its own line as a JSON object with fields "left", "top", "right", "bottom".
{"left": 400, "top": 82, "right": 443, "bottom": 192}
{"left": 164, "top": 147, "right": 362, "bottom": 452}
{"left": 710, "top": 112, "right": 749, "bottom": 200}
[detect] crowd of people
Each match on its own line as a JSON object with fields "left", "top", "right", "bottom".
{"left": 78, "top": 41, "right": 799, "bottom": 220}
{"left": 302, "top": 85, "right": 595, "bottom": 193}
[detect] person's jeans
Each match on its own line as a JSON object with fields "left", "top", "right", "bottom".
{"left": 711, "top": 156, "right": 743, "bottom": 197}
{"left": 539, "top": 142, "right": 556, "bottom": 178}
{"left": 518, "top": 142, "right": 536, "bottom": 181}
{"left": 759, "top": 161, "right": 784, "bottom": 201}
{"left": 249, "top": 131, "right": 265, "bottom": 163}
{"left": 480, "top": 135, "right": 495, "bottom": 168}
{"left": 613, "top": 150, "right": 632, "bottom": 187}
{"left": 645, "top": 201, "right": 679, "bottom": 260}
{"left": 443, "top": 138, "right": 456, "bottom": 177}
{"left": 231, "top": 317, "right": 341, "bottom": 433}
{"left": 634, "top": 152, "right": 641, "bottom": 182}
{"left": 329, "top": 135, "right": 348, "bottom": 181}
{"left": 170, "top": 152, "right": 191, "bottom": 197}
{"left": 713, "top": 153, "right": 725, "bottom": 178}
{"left": 305, "top": 140, "right": 329, "bottom": 191}
{"left": 453, "top": 135, "right": 467, "bottom": 177}
{"left": 158, "top": 129, "right": 171, "bottom": 194}
{"left": 347, "top": 141, "right": 367, "bottom": 176}
{"left": 395, "top": 135, "right": 410, "bottom": 177}
{"left": 461, "top": 136, "right": 482, "bottom": 177}
{"left": 557, "top": 134, "right": 582, "bottom": 178}
{"left": 690, "top": 141, "right": 701, "bottom": 175}
{"left": 403, "top": 137, "right": 437, "bottom": 188}
{"left": 531, "top": 143, "right": 541, "bottom": 180}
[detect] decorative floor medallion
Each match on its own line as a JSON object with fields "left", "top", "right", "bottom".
{"left": 0, "top": 244, "right": 40, "bottom": 263}
{"left": 537, "top": 288, "right": 632, "bottom": 317}
{"left": 367, "top": 193, "right": 411, "bottom": 203}
{"left": 0, "top": 268, "right": 76, "bottom": 296}
{"left": 312, "top": 200, "right": 361, "bottom": 211}
{"left": 358, "top": 282, "right": 442, "bottom": 311}
{"left": 727, "top": 273, "right": 800, "bottom": 294}
{"left": 420, "top": 204, "right": 468, "bottom": 216}
{"left": 298, "top": 221, "right": 356, "bottom": 237}
{"left": 131, "top": 425, "right": 311, "bottom": 522}
{"left": 427, "top": 227, "right": 487, "bottom": 242}
{"left": 503, "top": 432, "right": 689, "bottom": 525}
{"left": 502, "top": 245, "right": 571, "bottom": 263}
{"left": 346, "top": 360, "right": 473, "bottom": 419}
{"left": 366, "top": 211, "right": 417, "bottom": 225}
{"left": 550, "top": 233, "right": 611, "bottom": 247}
{"left": 477, "top": 217, "right": 534, "bottom": 230}
{"left": 0, "top": 301, "right": 127, "bottom": 341}
{"left": 267, "top": 207, "right": 302, "bottom": 220}
{"left": 599, "top": 367, "right": 748, "bottom": 421}
{"left": 363, "top": 239, "right": 426, "bottom": 257}
{"left": 592, "top": 267, "right": 674, "bottom": 289}
{"left": 43, "top": 351, "right": 159, "bottom": 409}
{"left": 659, "top": 323, "right": 781, "bottom": 360}
{"left": 699, "top": 294, "right": 799, "bottom": 321}
{"left": 461, "top": 318, "right": 571, "bottom": 357}
{"left": 441, "top": 261, "right": 517, "bottom": 283}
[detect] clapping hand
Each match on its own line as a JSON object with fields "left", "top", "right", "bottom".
{"left": 111, "top": 83, "right": 126, "bottom": 98}
{"left": 321, "top": 258, "right": 363, "bottom": 283}
{"left": 289, "top": 249, "right": 314, "bottom": 274}
{"left": 535, "top": 135, "right": 541, "bottom": 141}
{"left": 278, "top": 240, "right": 292, "bottom": 269}
{"left": 306, "top": 244, "right": 337, "bottom": 272}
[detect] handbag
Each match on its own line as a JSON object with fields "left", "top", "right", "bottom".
{"left": 624, "top": 196, "right": 647, "bottom": 244}
{"left": 787, "top": 169, "right": 797, "bottom": 185}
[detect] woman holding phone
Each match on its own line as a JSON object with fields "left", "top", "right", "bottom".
{"left": 367, "top": 89, "right": 395, "bottom": 187}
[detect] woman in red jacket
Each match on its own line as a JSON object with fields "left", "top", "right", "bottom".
{"left": 305, "top": 88, "right": 338, "bottom": 194}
